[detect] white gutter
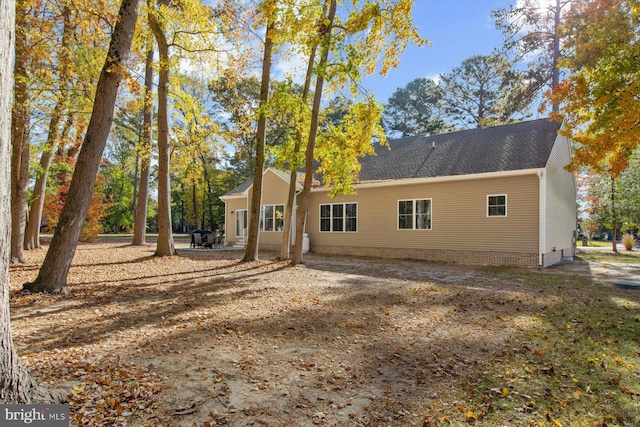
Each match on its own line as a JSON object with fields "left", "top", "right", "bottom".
{"left": 219, "top": 194, "right": 247, "bottom": 201}
{"left": 538, "top": 170, "right": 546, "bottom": 267}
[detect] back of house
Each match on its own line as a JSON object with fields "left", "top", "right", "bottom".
{"left": 221, "top": 119, "right": 577, "bottom": 267}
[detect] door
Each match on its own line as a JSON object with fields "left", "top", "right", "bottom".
{"left": 235, "top": 209, "right": 247, "bottom": 239}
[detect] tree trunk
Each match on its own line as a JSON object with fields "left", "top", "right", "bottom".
{"left": 9, "top": 123, "right": 28, "bottom": 264}
{"left": 279, "top": 43, "right": 318, "bottom": 260}
{"left": 191, "top": 179, "right": 198, "bottom": 228}
{"left": 24, "top": 6, "right": 74, "bottom": 251}
{"left": 149, "top": 4, "right": 175, "bottom": 256}
{"left": 23, "top": 150, "right": 53, "bottom": 250}
{"left": 292, "top": 0, "right": 336, "bottom": 265}
{"left": 200, "top": 155, "right": 215, "bottom": 230}
{"left": 23, "top": 0, "right": 143, "bottom": 294}
{"left": 242, "top": 18, "right": 274, "bottom": 262}
{"left": 55, "top": 122, "right": 84, "bottom": 186}
{"left": 10, "top": 0, "right": 30, "bottom": 263}
{"left": 198, "top": 154, "right": 216, "bottom": 231}
{"left": 132, "top": 47, "right": 153, "bottom": 246}
{"left": 132, "top": 153, "right": 139, "bottom": 219}
{"left": 1, "top": 0, "right": 65, "bottom": 403}
{"left": 611, "top": 175, "right": 618, "bottom": 253}
{"left": 551, "top": 0, "right": 561, "bottom": 113}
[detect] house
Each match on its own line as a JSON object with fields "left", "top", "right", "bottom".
{"left": 220, "top": 119, "right": 577, "bottom": 267}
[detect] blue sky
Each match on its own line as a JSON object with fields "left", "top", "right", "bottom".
{"left": 362, "top": 0, "right": 512, "bottom": 103}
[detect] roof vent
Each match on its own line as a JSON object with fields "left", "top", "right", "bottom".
{"left": 432, "top": 141, "right": 436, "bottom": 149}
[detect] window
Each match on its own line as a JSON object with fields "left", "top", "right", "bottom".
{"left": 487, "top": 195, "right": 507, "bottom": 217}
{"left": 320, "top": 203, "right": 357, "bottom": 232}
{"left": 260, "top": 204, "right": 284, "bottom": 231}
{"left": 398, "top": 199, "right": 432, "bottom": 230}
{"left": 345, "top": 203, "right": 357, "bottom": 232}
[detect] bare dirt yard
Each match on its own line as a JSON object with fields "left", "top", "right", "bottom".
{"left": 9, "top": 243, "right": 640, "bottom": 426}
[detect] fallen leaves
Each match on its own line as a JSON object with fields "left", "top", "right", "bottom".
{"left": 8, "top": 243, "right": 640, "bottom": 426}
{"left": 67, "top": 357, "right": 166, "bottom": 426}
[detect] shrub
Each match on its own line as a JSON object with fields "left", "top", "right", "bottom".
{"left": 622, "top": 233, "right": 635, "bottom": 251}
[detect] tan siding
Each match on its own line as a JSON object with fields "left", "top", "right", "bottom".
{"left": 544, "top": 134, "right": 577, "bottom": 264}
{"left": 307, "top": 174, "right": 540, "bottom": 258}
{"left": 258, "top": 170, "right": 290, "bottom": 247}
{"left": 261, "top": 170, "right": 290, "bottom": 205}
{"left": 223, "top": 169, "right": 291, "bottom": 248}
{"left": 224, "top": 197, "right": 248, "bottom": 245}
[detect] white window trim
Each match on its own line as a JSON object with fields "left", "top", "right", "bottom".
{"left": 319, "top": 202, "right": 358, "bottom": 233}
{"left": 487, "top": 194, "right": 507, "bottom": 217}
{"left": 397, "top": 198, "right": 432, "bottom": 230}
{"left": 259, "top": 204, "right": 285, "bottom": 232}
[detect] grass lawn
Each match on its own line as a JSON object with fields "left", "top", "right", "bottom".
{"left": 576, "top": 248, "right": 640, "bottom": 264}
{"left": 9, "top": 244, "right": 640, "bottom": 426}
{"left": 584, "top": 240, "right": 612, "bottom": 247}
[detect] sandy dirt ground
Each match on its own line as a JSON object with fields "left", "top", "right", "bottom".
{"left": 8, "top": 243, "right": 639, "bottom": 426}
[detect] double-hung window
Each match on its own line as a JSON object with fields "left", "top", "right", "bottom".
{"left": 320, "top": 203, "right": 357, "bottom": 232}
{"left": 487, "top": 195, "right": 507, "bottom": 217}
{"left": 398, "top": 199, "right": 432, "bottom": 230}
{"left": 260, "top": 204, "right": 284, "bottom": 231}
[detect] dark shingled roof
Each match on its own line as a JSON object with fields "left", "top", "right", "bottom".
{"left": 223, "top": 178, "right": 253, "bottom": 197}
{"left": 222, "top": 119, "right": 562, "bottom": 197}
{"left": 357, "top": 119, "right": 561, "bottom": 182}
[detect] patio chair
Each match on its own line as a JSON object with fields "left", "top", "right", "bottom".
{"left": 203, "top": 233, "right": 215, "bottom": 249}
{"left": 213, "top": 232, "right": 224, "bottom": 248}
{"left": 192, "top": 232, "right": 203, "bottom": 248}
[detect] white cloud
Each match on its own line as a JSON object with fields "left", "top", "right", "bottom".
{"left": 273, "top": 49, "right": 308, "bottom": 84}
{"left": 425, "top": 73, "right": 442, "bottom": 85}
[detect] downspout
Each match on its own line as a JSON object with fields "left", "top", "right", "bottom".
{"left": 538, "top": 170, "right": 546, "bottom": 267}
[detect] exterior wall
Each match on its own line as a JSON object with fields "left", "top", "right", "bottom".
{"left": 543, "top": 134, "right": 577, "bottom": 266}
{"left": 306, "top": 174, "right": 541, "bottom": 267}
{"left": 257, "top": 169, "right": 292, "bottom": 247}
{"left": 222, "top": 169, "right": 292, "bottom": 248}
{"left": 224, "top": 197, "right": 248, "bottom": 246}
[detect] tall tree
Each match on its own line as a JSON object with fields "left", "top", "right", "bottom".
{"left": 132, "top": 46, "right": 154, "bottom": 245}
{"left": 492, "top": 0, "right": 573, "bottom": 112}
{"left": 24, "top": 1, "right": 113, "bottom": 251}
{"left": 103, "top": 107, "right": 143, "bottom": 233}
{"left": 1, "top": 0, "right": 64, "bottom": 404}
{"left": 148, "top": 0, "right": 176, "bottom": 256}
{"left": 147, "top": 0, "right": 235, "bottom": 255}
{"left": 10, "top": 0, "right": 30, "bottom": 263}
{"left": 170, "top": 73, "right": 222, "bottom": 231}
{"left": 242, "top": 3, "right": 275, "bottom": 262}
{"left": 291, "top": 0, "right": 337, "bottom": 264}
{"left": 210, "top": 75, "right": 261, "bottom": 180}
{"left": 617, "top": 148, "right": 640, "bottom": 232}
{"left": 315, "top": 96, "right": 386, "bottom": 197}
{"left": 277, "top": 54, "right": 316, "bottom": 260}
{"left": 580, "top": 154, "right": 640, "bottom": 244}
{"left": 439, "top": 54, "right": 529, "bottom": 128}
{"left": 291, "top": 0, "right": 427, "bottom": 263}
{"left": 24, "top": 0, "right": 143, "bottom": 294}
{"left": 384, "top": 77, "right": 447, "bottom": 137}
{"left": 550, "top": 0, "right": 640, "bottom": 175}
{"left": 548, "top": 0, "right": 639, "bottom": 252}
{"left": 209, "top": 75, "right": 298, "bottom": 182}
